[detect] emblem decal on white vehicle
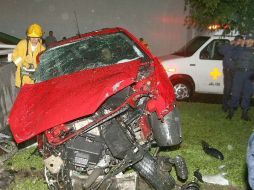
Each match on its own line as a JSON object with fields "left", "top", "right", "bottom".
{"left": 210, "top": 68, "right": 222, "bottom": 80}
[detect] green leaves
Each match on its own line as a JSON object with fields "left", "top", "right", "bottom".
{"left": 185, "top": 0, "right": 254, "bottom": 33}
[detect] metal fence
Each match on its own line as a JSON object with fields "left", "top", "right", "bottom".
{"left": 0, "top": 62, "right": 17, "bottom": 130}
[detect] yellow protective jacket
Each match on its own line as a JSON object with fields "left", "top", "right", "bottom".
{"left": 12, "top": 39, "right": 45, "bottom": 87}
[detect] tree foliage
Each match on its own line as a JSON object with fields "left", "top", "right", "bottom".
{"left": 184, "top": 0, "right": 254, "bottom": 34}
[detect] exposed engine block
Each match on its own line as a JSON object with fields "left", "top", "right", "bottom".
{"left": 65, "top": 133, "right": 105, "bottom": 170}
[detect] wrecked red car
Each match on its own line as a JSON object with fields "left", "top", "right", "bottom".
{"left": 9, "top": 28, "right": 187, "bottom": 190}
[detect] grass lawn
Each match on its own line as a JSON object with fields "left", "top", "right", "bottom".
{"left": 166, "top": 102, "right": 254, "bottom": 189}
{"left": 6, "top": 101, "right": 254, "bottom": 189}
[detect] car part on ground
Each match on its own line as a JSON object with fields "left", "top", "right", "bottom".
{"left": 0, "top": 127, "right": 18, "bottom": 162}
{"left": 194, "top": 169, "right": 204, "bottom": 183}
{"left": 181, "top": 181, "right": 200, "bottom": 190}
{"left": 202, "top": 140, "right": 224, "bottom": 160}
{"left": 0, "top": 138, "right": 17, "bottom": 162}
{"left": 0, "top": 163, "right": 14, "bottom": 189}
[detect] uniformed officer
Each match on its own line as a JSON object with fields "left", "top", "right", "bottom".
{"left": 218, "top": 35, "right": 243, "bottom": 112}
{"left": 227, "top": 33, "right": 254, "bottom": 121}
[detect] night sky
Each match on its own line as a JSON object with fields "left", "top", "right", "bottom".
{"left": 0, "top": 0, "right": 190, "bottom": 56}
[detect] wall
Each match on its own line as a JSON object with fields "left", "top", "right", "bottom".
{"left": 0, "top": 0, "right": 191, "bottom": 56}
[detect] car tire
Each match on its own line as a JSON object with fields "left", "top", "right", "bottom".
{"left": 172, "top": 80, "right": 193, "bottom": 101}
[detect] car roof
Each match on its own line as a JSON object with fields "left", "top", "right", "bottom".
{"left": 48, "top": 27, "right": 130, "bottom": 48}
{"left": 210, "top": 35, "right": 234, "bottom": 40}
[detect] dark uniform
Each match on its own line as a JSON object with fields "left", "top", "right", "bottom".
{"left": 218, "top": 43, "right": 236, "bottom": 112}
{"left": 228, "top": 36, "right": 254, "bottom": 120}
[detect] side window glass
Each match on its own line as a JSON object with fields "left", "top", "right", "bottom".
{"left": 200, "top": 39, "right": 230, "bottom": 60}
{"left": 200, "top": 42, "right": 212, "bottom": 60}
{"left": 213, "top": 40, "right": 229, "bottom": 60}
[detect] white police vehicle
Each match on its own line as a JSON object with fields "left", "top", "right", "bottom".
{"left": 159, "top": 35, "right": 235, "bottom": 100}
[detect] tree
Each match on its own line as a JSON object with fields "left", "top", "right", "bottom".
{"left": 184, "top": 0, "right": 254, "bottom": 34}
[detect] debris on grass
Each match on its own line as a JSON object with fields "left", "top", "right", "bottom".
{"left": 203, "top": 172, "right": 229, "bottom": 186}
{"left": 201, "top": 140, "right": 224, "bottom": 160}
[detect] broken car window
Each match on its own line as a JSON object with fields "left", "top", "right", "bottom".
{"left": 35, "top": 32, "right": 148, "bottom": 82}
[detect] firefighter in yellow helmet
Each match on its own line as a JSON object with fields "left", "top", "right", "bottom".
{"left": 12, "top": 23, "right": 46, "bottom": 88}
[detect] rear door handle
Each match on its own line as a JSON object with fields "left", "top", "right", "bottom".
{"left": 189, "top": 64, "right": 196, "bottom": 66}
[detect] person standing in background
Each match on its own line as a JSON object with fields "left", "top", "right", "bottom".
{"left": 218, "top": 35, "right": 243, "bottom": 112}
{"left": 227, "top": 34, "right": 254, "bottom": 121}
{"left": 45, "top": 30, "right": 57, "bottom": 48}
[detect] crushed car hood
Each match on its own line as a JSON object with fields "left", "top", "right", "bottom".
{"left": 9, "top": 60, "right": 140, "bottom": 143}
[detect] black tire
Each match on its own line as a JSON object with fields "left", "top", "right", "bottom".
{"left": 133, "top": 152, "right": 175, "bottom": 190}
{"left": 181, "top": 182, "right": 200, "bottom": 190}
{"left": 172, "top": 80, "right": 193, "bottom": 101}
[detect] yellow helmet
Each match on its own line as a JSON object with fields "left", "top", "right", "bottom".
{"left": 27, "top": 23, "right": 43, "bottom": 38}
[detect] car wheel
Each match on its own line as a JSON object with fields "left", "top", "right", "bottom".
{"left": 172, "top": 80, "right": 192, "bottom": 101}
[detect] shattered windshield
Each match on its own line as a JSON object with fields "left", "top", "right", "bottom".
{"left": 172, "top": 36, "right": 210, "bottom": 57}
{"left": 35, "top": 32, "right": 148, "bottom": 82}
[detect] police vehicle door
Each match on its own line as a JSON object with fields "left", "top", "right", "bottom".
{"left": 195, "top": 39, "right": 229, "bottom": 94}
